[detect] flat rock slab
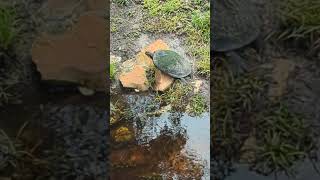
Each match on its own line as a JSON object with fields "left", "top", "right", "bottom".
{"left": 154, "top": 69, "right": 174, "bottom": 91}
{"left": 32, "top": 14, "right": 107, "bottom": 91}
{"left": 119, "top": 65, "right": 149, "bottom": 91}
{"left": 118, "top": 39, "right": 174, "bottom": 92}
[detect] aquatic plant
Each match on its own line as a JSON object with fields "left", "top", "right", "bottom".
{"left": 0, "top": 6, "right": 17, "bottom": 50}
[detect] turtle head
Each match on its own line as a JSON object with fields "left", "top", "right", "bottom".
{"left": 145, "top": 51, "right": 154, "bottom": 59}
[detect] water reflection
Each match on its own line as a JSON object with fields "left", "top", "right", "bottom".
{"left": 111, "top": 110, "right": 210, "bottom": 179}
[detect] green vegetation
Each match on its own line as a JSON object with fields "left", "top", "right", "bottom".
{"left": 0, "top": 124, "right": 49, "bottom": 177}
{"left": 0, "top": 72, "right": 21, "bottom": 106}
{"left": 0, "top": 85, "right": 14, "bottom": 105}
{"left": 111, "top": 100, "right": 134, "bottom": 126}
{"left": 146, "top": 66, "right": 156, "bottom": 88}
{"left": 113, "top": 0, "right": 129, "bottom": 6}
{"left": 0, "top": 6, "right": 17, "bottom": 50}
{"left": 253, "top": 104, "right": 315, "bottom": 175}
{"left": 110, "top": 62, "right": 116, "bottom": 80}
{"left": 143, "top": 0, "right": 210, "bottom": 77}
{"left": 188, "top": 93, "right": 207, "bottom": 117}
{"left": 211, "top": 59, "right": 317, "bottom": 177}
{"left": 269, "top": 0, "right": 320, "bottom": 53}
{"left": 156, "top": 82, "right": 192, "bottom": 111}
{"left": 212, "top": 65, "right": 266, "bottom": 126}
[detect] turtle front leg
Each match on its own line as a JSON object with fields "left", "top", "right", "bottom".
{"left": 179, "top": 77, "right": 188, "bottom": 84}
{"left": 225, "top": 51, "right": 248, "bottom": 76}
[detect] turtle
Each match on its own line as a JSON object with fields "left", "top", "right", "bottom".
{"left": 145, "top": 50, "right": 192, "bottom": 82}
{"left": 212, "top": 0, "right": 263, "bottom": 75}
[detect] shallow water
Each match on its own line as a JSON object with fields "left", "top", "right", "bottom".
{"left": 111, "top": 108, "right": 210, "bottom": 179}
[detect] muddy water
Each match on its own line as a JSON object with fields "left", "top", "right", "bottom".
{"left": 111, "top": 92, "right": 210, "bottom": 179}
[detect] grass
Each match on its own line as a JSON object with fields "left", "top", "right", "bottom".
{"left": 143, "top": 0, "right": 210, "bottom": 77}
{"left": 187, "top": 93, "right": 207, "bottom": 116}
{"left": 269, "top": 0, "right": 320, "bottom": 54}
{"left": 156, "top": 82, "right": 192, "bottom": 112}
{"left": 253, "top": 104, "right": 315, "bottom": 176}
{"left": 212, "top": 66, "right": 266, "bottom": 126}
{"left": 0, "top": 6, "right": 17, "bottom": 51}
{"left": 0, "top": 124, "right": 49, "bottom": 177}
{"left": 211, "top": 60, "right": 267, "bottom": 176}
{"left": 110, "top": 62, "right": 116, "bottom": 80}
{"left": 113, "top": 0, "right": 130, "bottom": 6}
{"left": 0, "top": 73, "right": 21, "bottom": 106}
{"left": 211, "top": 59, "right": 317, "bottom": 177}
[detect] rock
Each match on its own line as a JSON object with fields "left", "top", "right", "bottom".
{"left": 136, "top": 52, "right": 154, "bottom": 69}
{"left": 119, "top": 65, "right": 149, "bottom": 91}
{"left": 111, "top": 54, "right": 122, "bottom": 64}
{"left": 141, "top": 39, "right": 170, "bottom": 53}
{"left": 193, "top": 80, "right": 203, "bottom": 93}
{"left": 117, "top": 39, "right": 176, "bottom": 92}
{"left": 154, "top": 69, "right": 174, "bottom": 91}
{"left": 31, "top": 14, "right": 107, "bottom": 91}
{"left": 239, "top": 135, "right": 256, "bottom": 163}
{"left": 142, "top": 39, "right": 174, "bottom": 91}
{"left": 268, "top": 59, "right": 295, "bottom": 98}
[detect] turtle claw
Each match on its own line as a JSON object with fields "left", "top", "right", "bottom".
{"left": 225, "top": 51, "right": 248, "bottom": 76}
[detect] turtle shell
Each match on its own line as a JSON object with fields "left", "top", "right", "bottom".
{"left": 212, "top": 0, "right": 262, "bottom": 52}
{"left": 152, "top": 50, "right": 191, "bottom": 78}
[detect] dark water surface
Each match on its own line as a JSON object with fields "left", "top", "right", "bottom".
{"left": 110, "top": 104, "right": 210, "bottom": 180}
